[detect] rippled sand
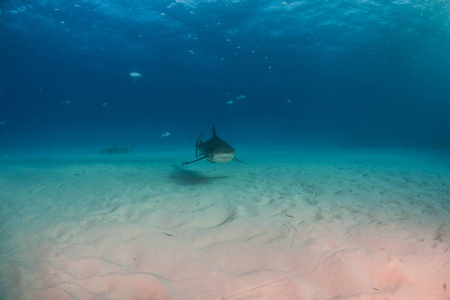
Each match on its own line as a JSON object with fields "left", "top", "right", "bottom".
{"left": 0, "top": 149, "right": 449, "bottom": 299}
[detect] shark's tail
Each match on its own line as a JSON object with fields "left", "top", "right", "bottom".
{"left": 195, "top": 133, "right": 203, "bottom": 158}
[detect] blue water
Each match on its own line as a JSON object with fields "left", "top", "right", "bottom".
{"left": 2, "top": 2, "right": 450, "bottom": 298}
{"left": 1, "top": 0, "right": 450, "bottom": 155}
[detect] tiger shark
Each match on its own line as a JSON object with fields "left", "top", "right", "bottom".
{"left": 182, "top": 126, "right": 245, "bottom": 166}
{"left": 100, "top": 143, "right": 134, "bottom": 155}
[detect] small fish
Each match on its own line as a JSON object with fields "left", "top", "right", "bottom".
{"left": 287, "top": 99, "right": 292, "bottom": 104}
{"left": 226, "top": 100, "right": 234, "bottom": 105}
{"left": 188, "top": 50, "right": 195, "bottom": 55}
{"left": 102, "top": 102, "right": 108, "bottom": 106}
{"left": 75, "top": 169, "right": 86, "bottom": 176}
{"left": 236, "top": 95, "right": 246, "bottom": 100}
{"left": 130, "top": 72, "right": 142, "bottom": 78}
{"left": 161, "top": 132, "right": 171, "bottom": 137}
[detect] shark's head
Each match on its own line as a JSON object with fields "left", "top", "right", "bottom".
{"left": 209, "top": 149, "right": 236, "bottom": 163}
{"left": 205, "top": 137, "right": 236, "bottom": 163}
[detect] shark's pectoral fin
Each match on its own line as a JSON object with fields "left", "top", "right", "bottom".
{"left": 182, "top": 156, "right": 206, "bottom": 167}
{"left": 233, "top": 157, "right": 246, "bottom": 164}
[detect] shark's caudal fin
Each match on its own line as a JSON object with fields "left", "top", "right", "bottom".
{"left": 195, "top": 133, "right": 203, "bottom": 158}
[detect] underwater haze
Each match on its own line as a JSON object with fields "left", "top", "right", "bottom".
{"left": 1, "top": 1, "right": 450, "bottom": 300}
{"left": 1, "top": 0, "right": 450, "bottom": 152}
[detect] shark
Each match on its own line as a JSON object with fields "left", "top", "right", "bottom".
{"left": 100, "top": 143, "right": 134, "bottom": 155}
{"left": 182, "top": 126, "right": 245, "bottom": 166}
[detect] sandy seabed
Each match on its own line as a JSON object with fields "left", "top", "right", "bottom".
{"left": 0, "top": 149, "right": 449, "bottom": 300}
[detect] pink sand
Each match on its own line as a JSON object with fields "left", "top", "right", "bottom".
{"left": 0, "top": 150, "right": 449, "bottom": 299}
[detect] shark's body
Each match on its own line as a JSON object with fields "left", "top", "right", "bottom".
{"left": 182, "top": 126, "right": 244, "bottom": 166}
{"left": 100, "top": 143, "right": 134, "bottom": 155}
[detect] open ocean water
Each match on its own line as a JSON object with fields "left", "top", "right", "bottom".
{"left": 1, "top": 0, "right": 450, "bottom": 299}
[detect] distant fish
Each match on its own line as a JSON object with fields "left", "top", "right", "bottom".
{"left": 236, "top": 95, "right": 245, "bottom": 100}
{"left": 161, "top": 132, "right": 171, "bottom": 137}
{"left": 226, "top": 100, "right": 234, "bottom": 105}
{"left": 100, "top": 143, "right": 134, "bottom": 155}
{"left": 130, "top": 72, "right": 142, "bottom": 78}
{"left": 188, "top": 50, "right": 195, "bottom": 55}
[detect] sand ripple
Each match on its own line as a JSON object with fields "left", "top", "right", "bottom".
{"left": 1, "top": 150, "right": 450, "bottom": 299}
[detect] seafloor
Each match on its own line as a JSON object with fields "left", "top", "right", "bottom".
{"left": 0, "top": 148, "right": 449, "bottom": 299}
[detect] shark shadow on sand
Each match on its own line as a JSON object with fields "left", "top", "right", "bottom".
{"left": 169, "top": 167, "right": 229, "bottom": 185}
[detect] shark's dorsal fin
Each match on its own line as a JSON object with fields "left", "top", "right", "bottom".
{"left": 212, "top": 125, "right": 217, "bottom": 137}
